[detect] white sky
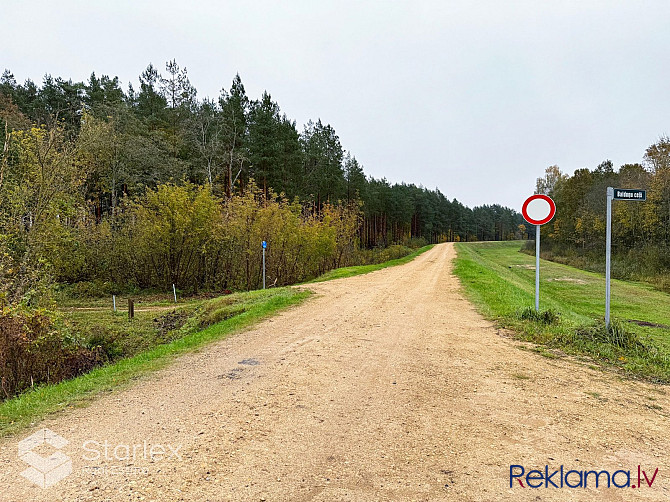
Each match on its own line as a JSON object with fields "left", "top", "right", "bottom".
{"left": 3, "top": 0, "right": 669, "bottom": 209}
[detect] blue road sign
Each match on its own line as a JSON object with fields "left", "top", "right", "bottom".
{"left": 262, "top": 240, "right": 267, "bottom": 249}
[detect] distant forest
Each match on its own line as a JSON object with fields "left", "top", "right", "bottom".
{"left": 0, "top": 60, "right": 523, "bottom": 302}
{"left": 534, "top": 140, "right": 670, "bottom": 290}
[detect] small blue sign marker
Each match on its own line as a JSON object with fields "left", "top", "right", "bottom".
{"left": 262, "top": 241, "right": 267, "bottom": 289}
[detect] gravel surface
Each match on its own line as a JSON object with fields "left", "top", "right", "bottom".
{"left": 1, "top": 243, "right": 668, "bottom": 501}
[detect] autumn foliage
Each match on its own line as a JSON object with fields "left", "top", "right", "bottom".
{"left": 61, "top": 182, "right": 362, "bottom": 293}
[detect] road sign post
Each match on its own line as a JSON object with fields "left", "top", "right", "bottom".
{"left": 605, "top": 187, "right": 646, "bottom": 328}
{"left": 605, "top": 188, "right": 612, "bottom": 327}
{"left": 262, "top": 240, "right": 267, "bottom": 289}
{"left": 522, "top": 194, "right": 556, "bottom": 311}
{"left": 535, "top": 225, "right": 540, "bottom": 312}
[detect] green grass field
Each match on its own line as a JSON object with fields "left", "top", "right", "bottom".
{"left": 454, "top": 241, "right": 670, "bottom": 381}
{"left": 62, "top": 298, "right": 204, "bottom": 361}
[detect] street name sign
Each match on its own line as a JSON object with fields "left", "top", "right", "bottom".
{"left": 605, "top": 187, "right": 646, "bottom": 327}
{"left": 613, "top": 188, "right": 646, "bottom": 201}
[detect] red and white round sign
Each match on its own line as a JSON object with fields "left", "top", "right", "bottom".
{"left": 522, "top": 194, "right": 556, "bottom": 225}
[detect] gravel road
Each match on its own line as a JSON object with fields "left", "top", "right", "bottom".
{"left": 1, "top": 243, "right": 668, "bottom": 501}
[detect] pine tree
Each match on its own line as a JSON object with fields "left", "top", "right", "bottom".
{"left": 219, "top": 74, "right": 249, "bottom": 197}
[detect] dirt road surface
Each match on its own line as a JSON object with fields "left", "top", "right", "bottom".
{"left": 1, "top": 243, "right": 668, "bottom": 501}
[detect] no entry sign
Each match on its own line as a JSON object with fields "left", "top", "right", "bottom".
{"left": 522, "top": 195, "right": 556, "bottom": 226}
{"left": 521, "top": 194, "right": 556, "bottom": 312}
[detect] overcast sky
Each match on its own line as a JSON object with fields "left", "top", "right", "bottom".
{"left": 3, "top": 1, "right": 669, "bottom": 209}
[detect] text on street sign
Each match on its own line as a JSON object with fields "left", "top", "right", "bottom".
{"left": 613, "top": 189, "right": 646, "bottom": 201}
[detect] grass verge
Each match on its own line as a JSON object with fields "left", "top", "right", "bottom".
{"left": 0, "top": 288, "right": 310, "bottom": 437}
{"left": 309, "top": 244, "right": 434, "bottom": 283}
{"left": 1, "top": 243, "right": 433, "bottom": 436}
{"left": 454, "top": 241, "right": 670, "bottom": 383}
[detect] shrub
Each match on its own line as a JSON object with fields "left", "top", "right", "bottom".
{"left": 518, "top": 306, "right": 560, "bottom": 325}
{"left": 0, "top": 309, "right": 102, "bottom": 399}
{"left": 90, "top": 182, "right": 362, "bottom": 293}
{"left": 85, "top": 326, "right": 123, "bottom": 362}
{"left": 353, "top": 244, "right": 416, "bottom": 266}
{"left": 59, "top": 280, "right": 124, "bottom": 299}
{"left": 575, "top": 319, "right": 647, "bottom": 351}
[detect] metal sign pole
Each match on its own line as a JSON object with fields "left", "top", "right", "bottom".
{"left": 535, "top": 225, "right": 540, "bottom": 312}
{"left": 522, "top": 194, "right": 556, "bottom": 313}
{"left": 605, "top": 187, "right": 613, "bottom": 328}
{"left": 262, "top": 247, "right": 266, "bottom": 290}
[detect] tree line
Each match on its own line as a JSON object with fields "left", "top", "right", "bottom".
{"left": 534, "top": 138, "right": 670, "bottom": 288}
{"left": 0, "top": 60, "right": 524, "bottom": 304}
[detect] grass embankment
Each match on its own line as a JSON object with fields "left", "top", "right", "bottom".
{"left": 454, "top": 241, "right": 670, "bottom": 382}
{"left": 62, "top": 296, "right": 206, "bottom": 361}
{"left": 0, "top": 288, "right": 309, "bottom": 436}
{"left": 309, "top": 244, "right": 434, "bottom": 282}
{"left": 61, "top": 246, "right": 435, "bottom": 360}
{"left": 519, "top": 242, "right": 670, "bottom": 295}
{"left": 1, "top": 245, "right": 432, "bottom": 436}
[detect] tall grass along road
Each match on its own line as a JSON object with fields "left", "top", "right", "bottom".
{"left": 454, "top": 241, "right": 670, "bottom": 382}
{"left": 1, "top": 243, "right": 669, "bottom": 500}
